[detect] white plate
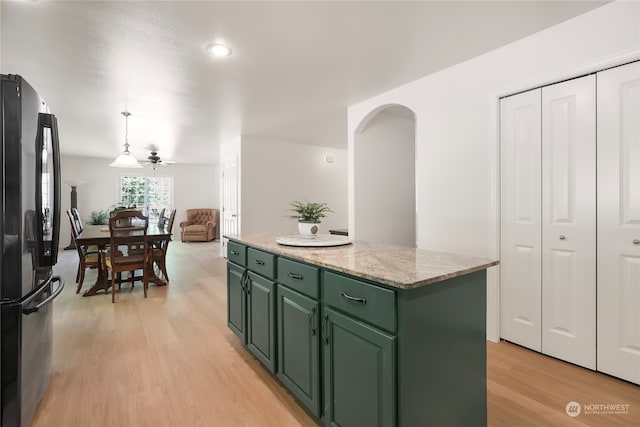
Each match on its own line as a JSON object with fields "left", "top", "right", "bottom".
{"left": 276, "top": 234, "right": 352, "bottom": 247}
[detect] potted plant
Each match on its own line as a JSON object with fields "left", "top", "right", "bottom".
{"left": 108, "top": 204, "right": 138, "bottom": 226}
{"left": 286, "top": 200, "right": 333, "bottom": 238}
{"left": 89, "top": 210, "right": 109, "bottom": 225}
{"left": 108, "top": 204, "right": 136, "bottom": 217}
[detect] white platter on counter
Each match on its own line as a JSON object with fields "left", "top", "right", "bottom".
{"left": 276, "top": 234, "right": 353, "bottom": 247}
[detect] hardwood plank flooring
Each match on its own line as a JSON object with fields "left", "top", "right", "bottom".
{"left": 29, "top": 241, "right": 638, "bottom": 426}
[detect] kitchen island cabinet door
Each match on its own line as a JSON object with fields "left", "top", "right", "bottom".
{"left": 247, "top": 272, "right": 276, "bottom": 373}
{"left": 277, "top": 285, "right": 320, "bottom": 416}
{"left": 227, "top": 262, "right": 247, "bottom": 344}
{"left": 322, "top": 307, "right": 395, "bottom": 427}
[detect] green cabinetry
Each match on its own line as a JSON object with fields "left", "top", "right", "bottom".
{"left": 322, "top": 306, "right": 396, "bottom": 427}
{"left": 227, "top": 243, "right": 277, "bottom": 373}
{"left": 226, "top": 238, "right": 489, "bottom": 427}
{"left": 247, "top": 271, "right": 276, "bottom": 372}
{"left": 227, "top": 260, "right": 247, "bottom": 343}
{"left": 277, "top": 284, "right": 321, "bottom": 416}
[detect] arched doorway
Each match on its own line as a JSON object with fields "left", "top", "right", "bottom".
{"left": 353, "top": 104, "right": 416, "bottom": 246}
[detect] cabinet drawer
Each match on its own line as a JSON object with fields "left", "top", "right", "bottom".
{"left": 323, "top": 271, "right": 396, "bottom": 333}
{"left": 227, "top": 241, "right": 247, "bottom": 266}
{"left": 278, "top": 257, "right": 320, "bottom": 299}
{"left": 247, "top": 248, "right": 276, "bottom": 279}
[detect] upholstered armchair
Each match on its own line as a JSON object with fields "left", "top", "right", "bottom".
{"left": 180, "top": 208, "right": 218, "bottom": 242}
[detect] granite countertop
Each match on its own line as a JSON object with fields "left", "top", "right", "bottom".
{"left": 226, "top": 233, "right": 499, "bottom": 290}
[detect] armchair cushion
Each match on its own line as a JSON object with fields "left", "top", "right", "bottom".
{"left": 180, "top": 208, "right": 219, "bottom": 242}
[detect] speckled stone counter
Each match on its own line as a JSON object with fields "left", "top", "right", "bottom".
{"left": 226, "top": 233, "right": 498, "bottom": 289}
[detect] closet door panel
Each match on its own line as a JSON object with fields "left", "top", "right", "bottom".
{"left": 500, "top": 89, "right": 542, "bottom": 351}
{"left": 597, "top": 61, "right": 640, "bottom": 385}
{"left": 541, "top": 75, "right": 596, "bottom": 369}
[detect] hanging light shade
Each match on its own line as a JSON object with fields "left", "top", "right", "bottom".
{"left": 110, "top": 111, "right": 143, "bottom": 168}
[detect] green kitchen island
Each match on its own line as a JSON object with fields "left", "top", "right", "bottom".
{"left": 225, "top": 233, "right": 498, "bottom": 427}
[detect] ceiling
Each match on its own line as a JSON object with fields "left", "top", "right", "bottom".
{"left": 1, "top": 1, "right": 607, "bottom": 166}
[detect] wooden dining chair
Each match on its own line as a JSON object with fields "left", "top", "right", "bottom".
{"left": 71, "top": 207, "right": 84, "bottom": 233}
{"left": 71, "top": 207, "right": 100, "bottom": 253}
{"left": 151, "top": 209, "right": 176, "bottom": 283}
{"left": 157, "top": 208, "right": 166, "bottom": 228}
{"left": 67, "top": 209, "right": 100, "bottom": 294}
{"left": 104, "top": 210, "right": 151, "bottom": 303}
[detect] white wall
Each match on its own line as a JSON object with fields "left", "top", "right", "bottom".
{"left": 347, "top": 1, "right": 640, "bottom": 341}
{"left": 60, "top": 155, "right": 219, "bottom": 245}
{"left": 354, "top": 107, "right": 415, "bottom": 246}
{"left": 240, "top": 136, "right": 347, "bottom": 235}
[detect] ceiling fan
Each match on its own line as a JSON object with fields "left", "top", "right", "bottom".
{"left": 141, "top": 151, "right": 175, "bottom": 170}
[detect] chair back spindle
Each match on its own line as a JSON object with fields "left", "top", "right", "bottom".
{"left": 71, "top": 208, "right": 84, "bottom": 233}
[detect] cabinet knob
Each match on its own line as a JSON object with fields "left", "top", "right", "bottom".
{"left": 559, "top": 235, "right": 566, "bottom": 240}
{"left": 633, "top": 239, "right": 640, "bottom": 245}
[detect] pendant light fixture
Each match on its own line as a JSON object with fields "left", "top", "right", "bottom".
{"left": 109, "top": 111, "right": 143, "bottom": 168}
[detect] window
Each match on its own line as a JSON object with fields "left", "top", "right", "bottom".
{"left": 118, "top": 175, "right": 172, "bottom": 221}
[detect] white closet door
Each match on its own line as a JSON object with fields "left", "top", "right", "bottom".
{"left": 541, "top": 75, "right": 596, "bottom": 369}
{"left": 597, "top": 61, "right": 640, "bottom": 385}
{"left": 500, "top": 89, "right": 542, "bottom": 351}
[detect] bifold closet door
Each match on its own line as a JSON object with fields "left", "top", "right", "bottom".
{"left": 541, "top": 75, "right": 596, "bottom": 370}
{"left": 500, "top": 89, "right": 542, "bottom": 351}
{"left": 597, "top": 61, "right": 640, "bottom": 385}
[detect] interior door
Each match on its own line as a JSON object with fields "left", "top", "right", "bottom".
{"left": 221, "top": 154, "right": 239, "bottom": 257}
{"left": 500, "top": 88, "right": 542, "bottom": 351}
{"left": 541, "top": 75, "right": 596, "bottom": 369}
{"left": 597, "top": 61, "right": 640, "bottom": 385}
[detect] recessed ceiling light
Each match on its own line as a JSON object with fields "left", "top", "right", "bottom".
{"left": 207, "top": 43, "right": 232, "bottom": 57}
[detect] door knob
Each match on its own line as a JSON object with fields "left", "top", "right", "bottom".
{"left": 559, "top": 235, "right": 566, "bottom": 240}
{"left": 633, "top": 239, "right": 640, "bottom": 245}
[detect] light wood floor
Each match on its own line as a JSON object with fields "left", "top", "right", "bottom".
{"left": 30, "top": 241, "right": 638, "bottom": 426}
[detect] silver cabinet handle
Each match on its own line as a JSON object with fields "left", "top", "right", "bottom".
{"left": 240, "top": 271, "right": 248, "bottom": 291}
{"left": 288, "top": 272, "right": 303, "bottom": 280}
{"left": 322, "top": 315, "right": 329, "bottom": 345}
{"left": 254, "top": 259, "right": 265, "bottom": 265}
{"left": 633, "top": 239, "right": 640, "bottom": 245}
{"left": 309, "top": 307, "right": 316, "bottom": 336}
{"left": 341, "top": 292, "right": 367, "bottom": 305}
{"left": 559, "top": 235, "right": 566, "bottom": 240}
{"left": 230, "top": 250, "right": 240, "bottom": 256}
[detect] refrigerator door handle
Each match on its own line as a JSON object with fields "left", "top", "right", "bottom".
{"left": 22, "top": 276, "right": 64, "bottom": 315}
{"left": 34, "top": 113, "right": 61, "bottom": 268}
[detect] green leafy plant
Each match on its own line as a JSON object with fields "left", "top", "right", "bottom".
{"left": 89, "top": 210, "right": 109, "bottom": 225}
{"left": 286, "top": 200, "right": 333, "bottom": 223}
{"left": 109, "top": 203, "right": 137, "bottom": 217}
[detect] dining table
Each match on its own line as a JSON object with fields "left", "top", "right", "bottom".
{"left": 75, "top": 224, "right": 172, "bottom": 297}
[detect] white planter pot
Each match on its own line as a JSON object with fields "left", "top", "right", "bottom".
{"left": 298, "top": 221, "right": 320, "bottom": 238}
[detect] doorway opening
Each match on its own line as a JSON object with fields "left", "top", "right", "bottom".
{"left": 354, "top": 104, "right": 416, "bottom": 246}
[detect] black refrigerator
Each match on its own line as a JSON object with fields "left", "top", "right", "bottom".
{"left": 0, "top": 74, "right": 65, "bottom": 427}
